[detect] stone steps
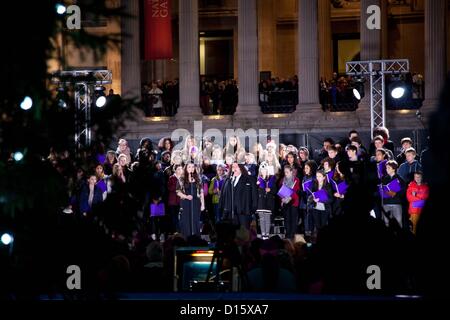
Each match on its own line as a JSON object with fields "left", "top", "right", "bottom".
{"left": 118, "top": 107, "right": 427, "bottom": 140}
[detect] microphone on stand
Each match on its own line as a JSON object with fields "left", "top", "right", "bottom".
{"left": 230, "top": 169, "right": 235, "bottom": 222}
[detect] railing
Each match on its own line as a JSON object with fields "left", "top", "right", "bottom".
{"left": 143, "top": 92, "right": 179, "bottom": 117}
{"left": 320, "top": 87, "right": 359, "bottom": 112}
{"left": 259, "top": 90, "right": 298, "bottom": 114}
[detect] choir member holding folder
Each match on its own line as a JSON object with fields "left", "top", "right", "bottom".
{"left": 278, "top": 165, "right": 300, "bottom": 239}
{"left": 310, "top": 169, "right": 334, "bottom": 232}
{"left": 321, "top": 157, "right": 336, "bottom": 184}
{"left": 300, "top": 160, "right": 318, "bottom": 238}
{"left": 256, "top": 162, "right": 277, "bottom": 239}
{"left": 367, "top": 148, "right": 389, "bottom": 221}
{"left": 331, "top": 161, "right": 350, "bottom": 217}
{"left": 379, "top": 160, "right": 406, "bottom": 228}
{"left": 375, "top": 149, "right": 388, "bottom": 180}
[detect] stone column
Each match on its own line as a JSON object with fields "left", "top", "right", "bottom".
{"left": 121, "top": 0, "right": 141, "bottom": 100}
{"left": 360, "top": 0, "right": 382, "bottom": 61}
{"left": 258, "top": 0, "right": 276, "bottom": 76}
{"left": 177, "top": 0, "right": 202, "bottom": 118}
{"left": 424, "top": 0, "right": 447, "bottom": 111}
{"left": 235, "top": 0, "right": 260, "bottom": 117}
{"left": 297, "top": 0, "right": 320, "bottom": 108}
{"left": 318, "top": 0, "right": 333, "bottom": 80}
{"left": 359, "top": 0, "right": 384, "bottom": 110}
{"left": 380, "top": 0, "right": 388, "bottom": 59}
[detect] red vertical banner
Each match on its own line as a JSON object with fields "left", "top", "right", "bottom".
{"left": 144, "top": 0, "right": 173, "bottom": 60}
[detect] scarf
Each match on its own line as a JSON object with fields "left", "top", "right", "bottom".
{"left": 214, "top": 175, "right": 225, "bottom": 190}
{"left": 283, "top": 176, "right": 295, "bottom": 189}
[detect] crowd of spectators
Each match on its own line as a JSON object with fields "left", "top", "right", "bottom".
{"left": 319, "top": 73, "right": 359, "bottom": 111}
{"left": 258, "top": 76, "right": 298, "bottom": 113}
{"left": 140, "top": 71, "right": 425, "bottom": 117}
{"left": 142, "top": 77, "right": 238, "bottom": 116}
{"left": 142, "top": 80, "right": 179, "bottom": 117}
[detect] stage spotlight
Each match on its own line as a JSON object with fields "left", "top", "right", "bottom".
{"left": 95, "top": 96, "right": 106, "bottom": 108}
{"left": 56, "top": 3, "right": 66, "bottom": 15}
{"left": 13, "top": 151, "right": 24, "bottom": 162}
{"left": 389, "top": 74, "right": 406, "bottom": 99}
{"left": 353, "top": 88, "right": 361, "bottom": 100}
{"left": 94, "top": 85, "right": 106, "bottom": 108}
{"left": 391, "top": 86, "right": 405, "bottom": 99}
{"left": 58, "top": 100, "right": 67, "bottom": 108}
{"left": 20, "top": 96, "right": 33, "bottom": 110}
{"left": 352, "top": 76, "right": 365, "bottom": 100}
{"left": 1, "top": 233, "right": 13, "bottom": 246}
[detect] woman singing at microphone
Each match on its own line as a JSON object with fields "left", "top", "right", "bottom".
{"left": 176, "top": 162, "right": 205, "bottom": 237}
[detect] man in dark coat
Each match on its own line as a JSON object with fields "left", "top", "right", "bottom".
{"left": 218, "top": 162, "right": 257, "bottom": 230}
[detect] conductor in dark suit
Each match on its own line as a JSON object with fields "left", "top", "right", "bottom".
{"left": 218, "top": 162, "right": 257, "bottom": 230}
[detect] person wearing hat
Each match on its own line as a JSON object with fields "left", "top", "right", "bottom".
{"left": 256, "top": 162, "right": 277, "bottom": 239}
{"left": 116, "top": 138, "right": 134, "bottom": 164}
{"left": 396, "top": 137, "right": 419, "bottom": 166}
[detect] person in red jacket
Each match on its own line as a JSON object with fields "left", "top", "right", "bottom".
{"left": 279, "top": 165, "right": 301, "bottom": 239}
{"left": 406, "top": 171, "right": 429, "bottom": 234}
{"left": 167, "top": 164, "right": 183, "bottom": 234}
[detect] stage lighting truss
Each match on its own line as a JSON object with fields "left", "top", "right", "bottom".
{"left": 346, "top": 59, "right": 409, "bottom": 138}
{"left": 51, "top": 69, "right": 112, "bottom": 152}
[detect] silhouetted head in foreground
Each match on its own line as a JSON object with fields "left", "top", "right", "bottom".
{"left": 415, "top": 75, "right": 450, "bottom": 299}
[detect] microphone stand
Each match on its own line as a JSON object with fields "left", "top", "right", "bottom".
{"left": 190, "top": 173, "right": 194, "bottom": 236}
{"left": 231, "top": 172, "right": 235, "bottom": 223}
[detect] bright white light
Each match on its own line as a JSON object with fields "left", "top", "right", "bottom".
{"left": 391, "top": 87, "right": 405, "bottom": 99}
{"left": 58, "top": 99, "right": 67, "bottom": 108}
{"left": 56, "top": 3, "right": 66, "bottom": 15}
{"left": 95, "top": 96, "right": 106, "bottom": 108}
{"left": 20, "top": 96, "right": 33, "bottom": 110}
{"left": 13, "top": 152, "right": 24, "bottom": 162}
{"left": 353, "top": 88, "right": 361, "bottom": 100}
{"left": 1, "top": 233, "right": 13, "bottom": 246}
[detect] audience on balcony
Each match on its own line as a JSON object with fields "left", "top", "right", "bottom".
{"left": 141, "top": 71, "right": 423, "bottom": 116}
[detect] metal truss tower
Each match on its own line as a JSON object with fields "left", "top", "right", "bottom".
{"left": 346, "top": 59, "right": 409, "bottom": 138}
{"left": 51, "top": 69, "right": 112, "bottom": 152}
